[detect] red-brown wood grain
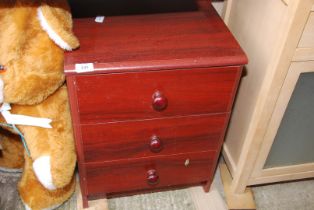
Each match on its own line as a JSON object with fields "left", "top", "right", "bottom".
{"left": 64, "top": 5, "right": 247, "bottom": 207}
{"left": 74, "top": 67, "right": 240, "bottom": 124}
{"left": 64, "top": 9, "right": 247, "bottom": 75}
{"left": 85, "top": 150, "right": 216, "bottom": 196}
{"left": 81, "top": 113, "right": 227, "bottom": 162}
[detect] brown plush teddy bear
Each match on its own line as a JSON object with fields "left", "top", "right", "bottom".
{"left": 0, "top": 0, "right": 79, "bottom": 209}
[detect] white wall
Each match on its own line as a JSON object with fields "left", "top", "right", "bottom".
{"left": 212, "top": 1, "right": 225, "bottom": 16}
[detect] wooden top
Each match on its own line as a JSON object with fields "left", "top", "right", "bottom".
{"left": 64, "top": 7, "right": 247, "bottom": 75}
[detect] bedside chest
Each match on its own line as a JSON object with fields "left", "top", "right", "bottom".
{"left": 64, "top": 5, "right": 247, "bottom": 208}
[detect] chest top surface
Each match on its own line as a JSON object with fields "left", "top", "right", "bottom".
{"left": 64, "top": 6, "right": 247, "bottom": 75}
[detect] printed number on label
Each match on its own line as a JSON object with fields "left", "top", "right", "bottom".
{"left": 75, "top": 63, "right": 94, "bottom": 73}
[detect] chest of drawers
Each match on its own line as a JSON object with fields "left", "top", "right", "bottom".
{"left": 64, "top": 6, "right": 247, "bottom": 208}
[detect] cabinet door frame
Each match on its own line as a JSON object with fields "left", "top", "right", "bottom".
{"left": 249, "top": 61, "right": 314, "bottom": 185}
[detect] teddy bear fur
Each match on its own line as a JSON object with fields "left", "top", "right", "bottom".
{"left": 0, "top": 129, "right": 25, "bottom": 169}
{"left": 0, "top": 0, "right": 79, "bottom": 209}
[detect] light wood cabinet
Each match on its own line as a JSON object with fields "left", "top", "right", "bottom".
{"left": 222, "top": 0, "right": 314, "bottom": 193}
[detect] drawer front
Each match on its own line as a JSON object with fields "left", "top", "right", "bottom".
{"left": 85, "top": 151, "right": 215, "bottom": 195}
{"left": 81, "top": 114, "right": 227, "bottom": 162}
{"left": 75, "top": 67, "right": 240, "bottom": 124}
{"left": 298, "top": 12, "right": 314, "bottom": 48}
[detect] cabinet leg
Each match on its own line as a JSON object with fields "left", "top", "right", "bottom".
{"left": 220, "top": 163, "right": 256, "bottom": 209}
{"left": 77, "top": 191, "right": 108, "bottom": 210}
{"left": 203, "top": 180, "right": 213, "bottom": 192}
{"left": 76, "top": 179, "right": 89, "bottom": 209}
{"left": 82, "top": 196, "right": 89, "bottom": 209}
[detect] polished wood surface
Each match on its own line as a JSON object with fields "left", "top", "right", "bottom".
{"left": 81, "top": 114, "right": 227, "bottom": 162}
{"left": 75, "top": 67, "right": 240, "bottom": 124}
{"left": 65, "top": 5, "right": 247, "bottom": 207}
{"left": 64, "top": 8, "right": 247, "bottom": 74}
{"left": 85, "top": 151, "right": 216, "bottom": 195}
{"left": 66, "top": 76, "right": 89, "bottom": 207}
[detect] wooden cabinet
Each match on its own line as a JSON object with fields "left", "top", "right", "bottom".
{"left": 222, "top": 0, "right": 314, "bottom": 194}
{"left": 65, "top": 5, "right": 246, "bottom": 208}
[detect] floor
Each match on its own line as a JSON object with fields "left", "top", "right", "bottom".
{"left": 0, "top": 167, "right": 77, "bottom": 210}
{"left": 1, "top": 165, "right": 314, "bottom": 210}
{"left": 252, "top": 179, "right": 314, "bottom": 210}
{"left": 108, "top": 189, "right": 197, "bottom": 210}
{"left": 105, "top": 167, "right": 227, "bottom": 210}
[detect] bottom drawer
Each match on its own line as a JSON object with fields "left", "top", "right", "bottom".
{"left": 85, "top": 151, "right": 216, "bottom": 196}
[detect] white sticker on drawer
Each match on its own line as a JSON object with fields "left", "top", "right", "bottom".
{"left": 75, "top": 63, "right": 94, "bottom": 73}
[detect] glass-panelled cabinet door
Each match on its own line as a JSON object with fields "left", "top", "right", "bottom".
{"left": 251, "top": 61, "right": 314, "bottom": 184}
{"left": 265, "top": 72, "right": 314, "bottom": 168}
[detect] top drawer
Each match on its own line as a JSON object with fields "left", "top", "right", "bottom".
{"left": 73, "top": 67, "right": 240, "bottom": 124}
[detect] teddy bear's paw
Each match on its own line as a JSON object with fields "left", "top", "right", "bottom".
{"left": 33, "top": 155, "right": 56, "bottom": 190}
{"left": 23, "top": 202, "right": 31, "bottom": 210}
{"left": 23, "top": 203, "right": 32, "bottom": 210}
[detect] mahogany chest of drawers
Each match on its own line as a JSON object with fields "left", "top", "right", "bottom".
{"left": 64, "top": 5, "right": 247, "bottom": 208}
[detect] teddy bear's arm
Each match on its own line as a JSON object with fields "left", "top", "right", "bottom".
{"left": 13, "top": 86, "right": 76, "bottom": 190}
{"left": 2, "top": 35, "right": 65, "bottom": 105}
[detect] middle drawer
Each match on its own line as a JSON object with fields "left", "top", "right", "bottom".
{"left": 81, "top": 113, "right": 227, "bottom": 163}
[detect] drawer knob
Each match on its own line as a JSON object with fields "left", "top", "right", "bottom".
{"left": 147, "top": 169, "right": 159, "bottom": 185}
{"left": 152, "top": 91, "right": 168, "bottom": 111}
{"left": 150, "top": 135, "right": 163, "bottom": 153}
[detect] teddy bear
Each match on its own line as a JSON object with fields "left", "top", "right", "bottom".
{"left": 0, "top": 0, "right": 80, "bottom": 209}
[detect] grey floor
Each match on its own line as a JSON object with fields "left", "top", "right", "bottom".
{"left": 0, "top": 168, "right": 77, "bottom": 210}
{"left": 108, "top": 189, "right": 197, "bottom": 210}
{"left": 1, "top": 166, "right": 314, "bottom": 210}
{"left": 107, "top": 168, "right": 226, "bottom": 210}
{"left": 252, "top": 179, "right": 314, "bottom": 210}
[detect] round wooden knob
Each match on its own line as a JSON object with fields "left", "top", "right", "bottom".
{"left": 0, "top": 65, "right": 5, "bottom": 71}
{"left": 150, "top": 135, "right": 163, "bottom": 153}
{"left": 152, "top": 91, "right": 168, "bottom": 111}
{"left": 147, "top": 169, "right": 159, "bottom": 185}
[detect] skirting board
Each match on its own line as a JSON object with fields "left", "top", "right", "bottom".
{"left": 220, "top": 163, "right": 256, "bottom": 210}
